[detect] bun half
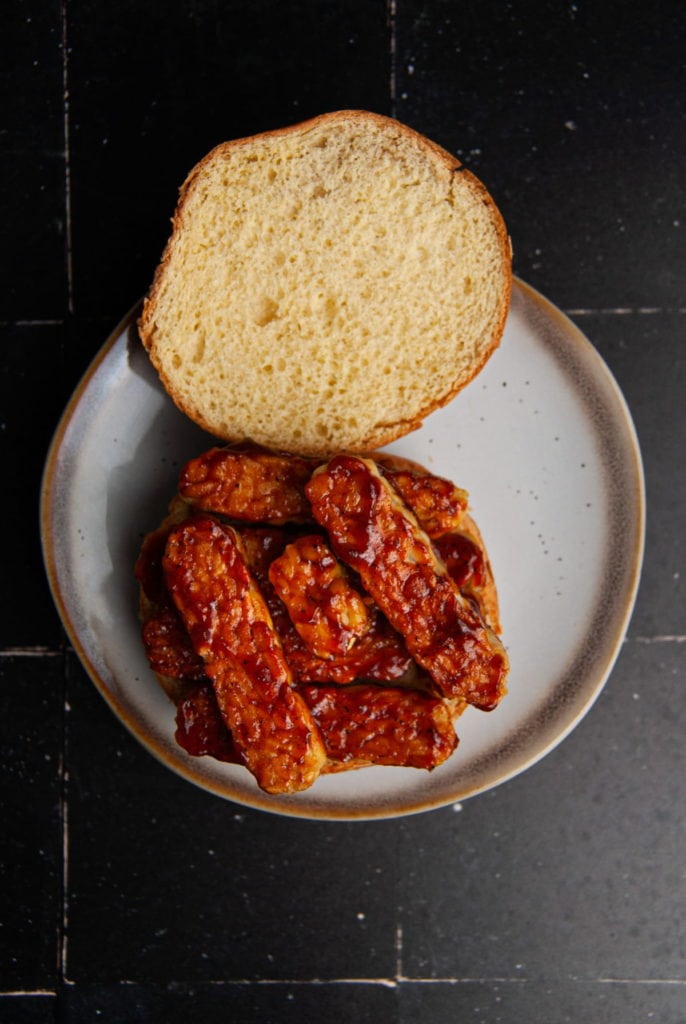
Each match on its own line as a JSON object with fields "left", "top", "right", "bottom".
{"left": 139, "top": 111, "right": 511, "bottom": 455}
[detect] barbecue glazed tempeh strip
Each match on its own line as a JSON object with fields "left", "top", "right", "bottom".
{"left": 178, "top": 444, "right": 316, "bottom": 524}
{"left": 175, "top": 681, "right": 242, "bottom": 764}
{"left": 280, "top": 614, "right": 414, "bottom": 685}
{"left": 374, "top": 454, "right": 469, "bottom": 538}
{"left": 142, "top": 606, "right": 206, "bottom": 682}
{"left": 433, "top": 514, "right": 501, "bottom": 634}
{"left": 268, "top": 534, "right": 373, "bottom": 659}
{"left": 306, "top": 455, "right": 508, "bottom": 710}
{"left": 240, "top": 526, "right": 414, "bottom": 684}
{"left": 163, "top": 515, "right": 327, "bottom": 793}
{"left": 301, "top": 684, "right": 459, "bottom": 770}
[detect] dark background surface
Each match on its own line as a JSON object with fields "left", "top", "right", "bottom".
{"left": 2, "top": 2, "right": 685, "bottom": 1021}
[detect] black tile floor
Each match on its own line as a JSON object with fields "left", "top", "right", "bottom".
{"left": 2, "top": 2, "right": 685, "bottom": 1022}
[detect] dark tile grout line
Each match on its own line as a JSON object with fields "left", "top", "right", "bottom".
{"left": 388, "top": 0, "right": 397, "bottom": 119}
{"left": 0, "top": 991, "right": 56, "bottom": 999}
{"left": 1, "top": 319, "right": 67, "bottom": 327}
{"left": 2, "top": 976, "right": 685, "bottom": 998}
{"left": 61, "top": 0, "right": 74, "bottom": 317}
{"left": 2, "top": 308, "right": 685, "bottom": 330}
{"left": 1, "top": 647, "right": 64, "bottom": 656}
{"left": 57, "top": 651, "right": 70, "bottom": 991}
{"left": 566, "top": 307, "right": 686, "bottom": 316}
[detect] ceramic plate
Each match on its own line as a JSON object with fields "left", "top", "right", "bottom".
{"left": 41, "top": 280, "right": 644, "bottom": 820}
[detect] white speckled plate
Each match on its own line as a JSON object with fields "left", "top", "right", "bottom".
{"left": 41, "top": 280, "right": 644, "bottom": 820}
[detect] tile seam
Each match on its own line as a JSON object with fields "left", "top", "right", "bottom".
{"left": 0, "top": 319, "right": 66, "bottom": 327}
{"left": 8, "top": 978, "right": 678, "bottom": 991}
{"left": 388, "top": 0, "right": 397, "bottom": 117}
{"left": 57, "top": 655, "right": 70, "bottom": 986}
{"left": 0, "top": 647, "right": 64, "bottom": 657}
{"left": 0, "top": 991, "right": 56, "bottom": 997}
{"left": 61, "top": 0, "right": 74, "bottom": 315}
{"left": 565, "top": 307, "right": 686, "bottom": 315}
{"left": 192, "top": 976, "right": 686, "bottom": 986}
{"left": 625, "top": 635, "right": 686, "bottom": 644}
{"left": 1, "top": 310, "right": 683, "bottom": 331}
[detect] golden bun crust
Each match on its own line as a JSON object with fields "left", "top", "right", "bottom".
{"left": 139, "top": 110, "right": 511, "bottom": 456}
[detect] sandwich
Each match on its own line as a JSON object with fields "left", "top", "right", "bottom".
{"left": 135, "top": 113, "right": 512, "bottom": 793}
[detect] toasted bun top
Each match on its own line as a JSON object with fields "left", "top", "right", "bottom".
{"left": 139, "top": 111, "right": 512, "bottom": 456}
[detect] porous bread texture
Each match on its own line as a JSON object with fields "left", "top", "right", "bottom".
{"left": 139, "top": 111, "right": 512, "bottom": 456}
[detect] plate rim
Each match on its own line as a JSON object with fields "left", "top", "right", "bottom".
{"left": 40, "top": 278, "right": 646, "bottom": 820}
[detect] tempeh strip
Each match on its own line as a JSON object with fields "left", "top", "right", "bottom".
{"left": 268, "top": 534, "right": 373, "bottom": 659}
{"left": 178, "top": 444, "right": 316, "bottom": 524}
{"left": 175, "top": 681, "right": 242, "bottom": 764}
{"left": 306, "top": 455, "right": 508, "bottom": 710}
{"left": 374, "top": 453, "right": 469, "bottom": 537}
{"left": 301, "top": 684, "right": 459, "bottom": 770}
{"left": 142, "top": 606, "right": 206, "bottom": 682}
{"left": 163, "top": 514, "right": 326, "bottom": 793}
{"left": 240, "top": 526, "right": 413, "bottom": 684}
{"left": 433, "top": 514, "right": 501, "bottom": 634}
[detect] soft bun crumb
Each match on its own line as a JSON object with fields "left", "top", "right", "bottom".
{"left": 139, "top": 110, "right": 512, "bottom": 456}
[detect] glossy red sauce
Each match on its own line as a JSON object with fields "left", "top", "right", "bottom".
{"left": 433, "top": 532, "right": 485, "bottom": 590}
{"left": 175, "top": 682, "right": 241, "bottom": 763}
